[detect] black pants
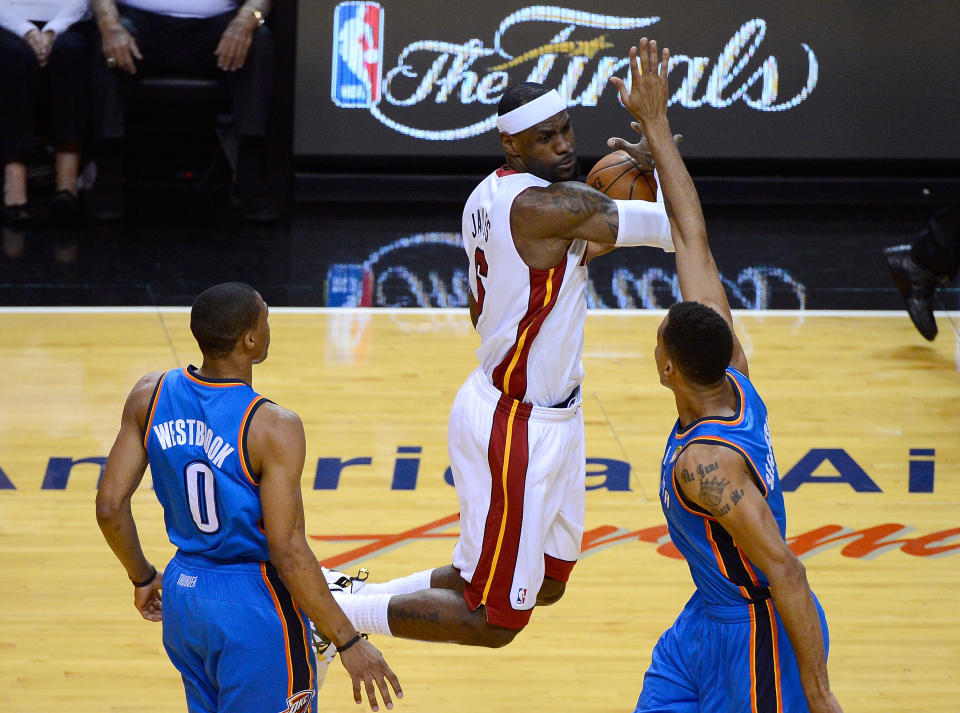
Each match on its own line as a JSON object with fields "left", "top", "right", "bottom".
{"left": 92, "top": 5, "right": 274, "bottom": 140}
{"left": 912, "top": 206, "right": 960, "bottom": 281}
{"left": 0, "top": 23, "right": 92, "bottom": 163}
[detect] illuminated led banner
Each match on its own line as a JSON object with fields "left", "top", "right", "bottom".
{"left": 296, "top": 1, "right": 959, "bottom": 160}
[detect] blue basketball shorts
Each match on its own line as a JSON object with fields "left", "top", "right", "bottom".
{"left": 634, "top": 590, "right": 829, "bottom": 713}
{"left": 162, "top": 552, "right": 318, "bottom": 713}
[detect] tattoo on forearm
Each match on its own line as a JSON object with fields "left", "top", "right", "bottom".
{"left": 546, "top": 184, "right": 620, "bottom": 240}
{"left": 603, "top": 214, "right": 618, "bottom": 239}
{"left": 547, "top": 184, "right": 606, "bottom": 216}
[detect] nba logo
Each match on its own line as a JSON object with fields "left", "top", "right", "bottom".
{"left": 332, "top": 2, "right": 383, "bottom": 108}
{"left": 516, "top": 587, "right": 527, "bottom": 605}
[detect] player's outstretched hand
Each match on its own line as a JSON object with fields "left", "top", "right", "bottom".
{"left": 607, "top": 121, "right": 683, "bottom": 170}
{"left": 609, "top": 38, "right": 670, "bottom": 128}
{"left": 339, "top": 638, "right": 403, "bottom": 712}
{"left": 134, "top": 568, "right": 163, "bottom": 622}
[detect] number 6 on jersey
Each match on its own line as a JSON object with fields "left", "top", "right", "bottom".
{"left": 474, "top": 247, "right": 488, "bottom": 316}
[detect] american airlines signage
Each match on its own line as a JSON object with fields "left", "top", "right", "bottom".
{"left": 323, "top": 233, "right": 807, "bottom": 309}
{"left": 331, "top": 3, "right": 819, "bottom": 141}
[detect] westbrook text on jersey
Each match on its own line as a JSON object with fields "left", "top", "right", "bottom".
{"left": 151, "top": 418, "right": 236, "bottom": 468}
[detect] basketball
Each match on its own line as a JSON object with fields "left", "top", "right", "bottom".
{"left": 585, "top": 150, "right": 658, "bottom": 201}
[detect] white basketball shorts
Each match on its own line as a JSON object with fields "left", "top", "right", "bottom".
{"left": 449, "top": 367, "right": 585, "bottom": 629}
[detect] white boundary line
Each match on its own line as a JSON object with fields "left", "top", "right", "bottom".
{"left": 0, "top": 306, "right": 958, "bottom": 318}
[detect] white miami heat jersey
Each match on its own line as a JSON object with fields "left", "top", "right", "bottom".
{"left": 462, "top": 166, "right": 588, "bottom": 407}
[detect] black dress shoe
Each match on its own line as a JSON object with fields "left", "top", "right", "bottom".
{"left": 49, "top": 190, "right": 82, "bottom": 222}
{"left": 229, "top": 184, "right": 279, "bottom": 223}
{"left": 2, "top": 202, "right": 36, "bottom": 225}
{"left": 83, "top": 184, "right": 125, "bottom": 221}
{"left": 884, "top": 244, "right": 938, "bottom": 340}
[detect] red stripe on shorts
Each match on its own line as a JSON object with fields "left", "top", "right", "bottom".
{"left": 464, "top": 395, "right": 533, "bottom": 629}
{"left": 544, "top": 554, "right": 576, "bottom": 583}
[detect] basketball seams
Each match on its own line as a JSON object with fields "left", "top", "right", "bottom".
{"left": 627, "top": 171, "right": 643, "bottom": 200}
{"left": 586, "top": 150, "right": 657, "bottom": 201}
{"left": 596, "top": 151, "right": 639, "bottom": 171}
{"left": 606, "top": 163, "right": 643, "bottom": 196}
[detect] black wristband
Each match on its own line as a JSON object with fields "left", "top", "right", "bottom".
{"left": 131, "top": 566, "right": 157, "bottom": 587}
{"left": 337, "top": 633, "right": 362, "bottom": 653}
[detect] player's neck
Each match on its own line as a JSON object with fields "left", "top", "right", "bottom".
{"left": 196, "top": 357, "right": 253, "bottom": 386}
{"left": 673, "top": 378, "right": 736, "bottom": 428}
{"left": 505, "top": 156, "right": 527, "bottom": 174}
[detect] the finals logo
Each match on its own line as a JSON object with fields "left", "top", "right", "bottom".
{"left": 330, "top": 3, "right": 819, "bottom": 141}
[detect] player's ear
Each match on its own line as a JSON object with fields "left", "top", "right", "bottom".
{"left": 501, "top": 131, "right": 519, "bottom": 159}
{"left": 661, "top": 357, "right": 674, "bottom": 384}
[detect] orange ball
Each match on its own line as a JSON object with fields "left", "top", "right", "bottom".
{"left": 585, "top": 150, "right": 658, "bottom": 201}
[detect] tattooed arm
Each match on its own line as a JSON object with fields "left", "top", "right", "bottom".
{"left": 507, "top": 181, "right": 621, "bottom": 269}
{"left": 675, "top": 445, "right": 843, "bottom": 713}
{"left": 510, "top": 179, "right": 673, "bottom": 269}
{"left": 512, "top": 181, "right": 620, "bottom": 245}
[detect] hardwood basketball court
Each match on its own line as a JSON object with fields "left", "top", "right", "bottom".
{"left": 0, "top": 308, "right": 957, "bottom": 712}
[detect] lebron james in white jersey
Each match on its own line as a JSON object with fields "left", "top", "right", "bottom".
{"left": 324, "top": 75, "right": 678, "bottom": 649}
{"left": 452, "top": 83, "right": 674, "bottom": 629}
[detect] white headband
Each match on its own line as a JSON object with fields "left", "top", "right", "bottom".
{"left": 496, "top": 90, "right": 567, "bottom": 134}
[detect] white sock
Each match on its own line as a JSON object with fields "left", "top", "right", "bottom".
{"left": 357, "top": 568, "right": 433, "bottom": 596}
{"left": 332, "top": 592, "right": 394, "bottom": 637}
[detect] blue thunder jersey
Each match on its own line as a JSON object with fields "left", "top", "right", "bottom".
{"left": 144, "top": 366, "right": 271, "bottom": 562}
{"left": 659, "top": 366, "right": 786, "bottom": 606}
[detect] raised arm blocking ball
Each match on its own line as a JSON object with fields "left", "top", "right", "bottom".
{"left": 585, "top": 150, "right": 658, "bottom": 202}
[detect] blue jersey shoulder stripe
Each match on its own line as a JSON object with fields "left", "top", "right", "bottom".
{"left": 238, "top": 396, "right": 272, "bottom": 486}
{"left": 142, "top": 372, "right": 169, "bottom": 449}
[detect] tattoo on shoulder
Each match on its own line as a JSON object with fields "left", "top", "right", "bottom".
{"left": 697, "top": 469, "right": 726, "bottom": 508}
{"left": 693, "top": 462, "right": 729, "bottom": 517}
{"left": 730, "top": 488, "right": 744, "bottom": 506}
{"left": 693, "top": 460, "right": 747, "bottom": 518}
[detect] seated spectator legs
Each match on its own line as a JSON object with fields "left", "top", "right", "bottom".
{"left": 227, "top": 24, "right": 275, "bottom": 220}
{"left": 89, "top": 10, "right": 161, "bottom": 220}
{"left": 0, "top": 27, "right": 40, "bottom": 220}
{"left": 199, "top": 9, "right": 276, "bottom": 220}
{"left": 47, "top": 27, "right": 93, "bottom": 216}
{"left": 88, "top": 4, "right": 276, "bottom": 221}
{"left": 0, "top": 23, "right": 90, "bottom": 223}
